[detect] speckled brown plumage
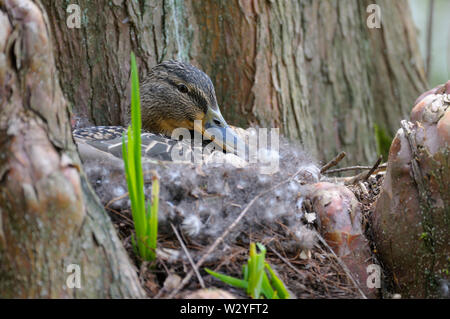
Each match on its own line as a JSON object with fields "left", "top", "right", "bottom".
{"left": 73, "top": 60, "right": 242, "bottom": 162}
{"left": 140, "top": 60, "right": 220, "bottom": 136}
{"left": 73, "top": 126, "right": 126, "bottom": 141}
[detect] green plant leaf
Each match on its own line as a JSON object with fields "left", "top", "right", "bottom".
{"left": 242, "top": 264, "right": 249, "bottom": 281}
{"left": 122, "top": 52, "right": 159, "bottom": 261}
{"left": 205, "top": 268, "right": 248, "bottom": 290}
{"left": 247, "top": 243, "right": 265, "bottom": 298}
{"left": 146, "top": 175, "right": 159, "bottom": 261}
{"left": 265, "top": 262, "right": 290, "bottom": 299}
{"left": 261, "top": 271, "right": 274, "bottom": 299}
{"left": 205, "top": 243, "right": 289, "bottom": 300}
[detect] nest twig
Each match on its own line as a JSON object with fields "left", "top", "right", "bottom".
{"left": 320, "top": 152, "right": 346, "bottom": 173}
{"left": 324, "top": 163, "right": 387, "bottom": 174}
{"left": 170, "top": 223, "right": 205, "bottom": 289}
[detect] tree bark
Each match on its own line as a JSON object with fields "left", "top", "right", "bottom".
{"left": 42, "top": 0, "right": 426, "bottom": 164}
{"left": 0, "top": 0, "right": 145, "bottom": 298}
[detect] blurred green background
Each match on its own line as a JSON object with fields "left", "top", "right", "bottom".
{"left": 409, "top": 0, "right": 450, "bottom": 87}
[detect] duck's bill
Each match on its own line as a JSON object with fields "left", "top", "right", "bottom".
{"left": 203, "top": 124, "right": 248, "bottom": 156}
{"left": 200, "top": 107, "right": 248, "bottom": 156}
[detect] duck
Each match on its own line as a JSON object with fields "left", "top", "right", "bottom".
{"left": 73, "top": 60, "right": 247, "bottom": 164}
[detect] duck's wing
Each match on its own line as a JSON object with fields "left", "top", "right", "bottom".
{"left": 73, "top": 126, "right": 127, "bottom": 141}
{"left": 73, "top": 126, "right": 193, "bottom": 163}
{"left": 73, "top": 126, "right": 250, "bottom": 168}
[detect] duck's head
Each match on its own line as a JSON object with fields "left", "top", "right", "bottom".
{"left": 140, "top": 60, "right": 246, "bottom": 154}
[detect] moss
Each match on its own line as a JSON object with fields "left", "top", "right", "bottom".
{"left": 374, "top": 123, "right": 393, "bottom": 160}
{"left": 416, "top": 149, "right": 450, "bottom": 297}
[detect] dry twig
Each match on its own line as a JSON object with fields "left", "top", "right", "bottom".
{"left": 320, "top": 152, "right": 346, "bottom": 174}
{"left": 342, "top": 156, "right": 385, "bottom": 185}
{"left": 170, "top": 223, "right": 205, "bottom": 289}
{"left": 324, "top": 163, "right": 387, "bottom": 174}
{"left": 267, "top": 245, "right": 316, "bottom": 295}
{"left": 364, "top": 155, "right": 383, "bottom": 181}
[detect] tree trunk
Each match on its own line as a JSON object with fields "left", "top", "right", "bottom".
{"left": 42, "top": 0, "right": 426, "bottom": 164}
{"left": 0, "top": 0, "right": 145, "bottom": 298}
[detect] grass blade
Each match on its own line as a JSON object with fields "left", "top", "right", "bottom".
{"left": 130, "top": 53, "right": 147, "bottom": 256}
{"left": 146, "top": 174, "right": 159, "bottom": 260}
{"left": 261, "top": 271, "right": 275, "bottom": 299}
{"left": 265, "top": 262, "right": 290, "bottom": 299}
{"left": 122, "top": 52, "right": 159, "bottom": 261}
{"left": 205, "top": 268, "right": 248, "bottom": 290}
{"left": 247, "top": 243, "right": 265, "bottom": 298}
{"left": 205, "top": 242, "right": 289, "bottom": 299}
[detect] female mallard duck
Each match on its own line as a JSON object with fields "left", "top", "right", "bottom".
{"left": 73, "top": 60, "right": 247, "bottom": 163}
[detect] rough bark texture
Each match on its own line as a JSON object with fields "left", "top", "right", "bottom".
{"left": 42, "top": 0, "right": 426, "bottom": 165}
{"left": 372, "top": 87, "right": 450, "bottom": 298}
{"left": 0, "top": 0, "right": 145, "bottom": 298}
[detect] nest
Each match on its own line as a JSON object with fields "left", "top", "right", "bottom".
{"left": 83, "top": 138, "right": 384, "bottom": 299}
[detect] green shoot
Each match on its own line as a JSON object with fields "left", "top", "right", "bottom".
{"left": 205, "top": 243, "right": 290, "bottom": 299}
{"left": 204, "top": 269, "right": 248, "bottom": 290}
{"left": 265, "top": 262, "right": 290, "bottom": 299}
{"left": 122, "top": 52, "right": 159, "bottom": 261}
{"left": 146, "top": 175, "right": 159, "bottom": 260}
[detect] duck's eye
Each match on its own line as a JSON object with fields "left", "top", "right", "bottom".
{"left": 177, "top": 84, "right": 189, "bottom": 93}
